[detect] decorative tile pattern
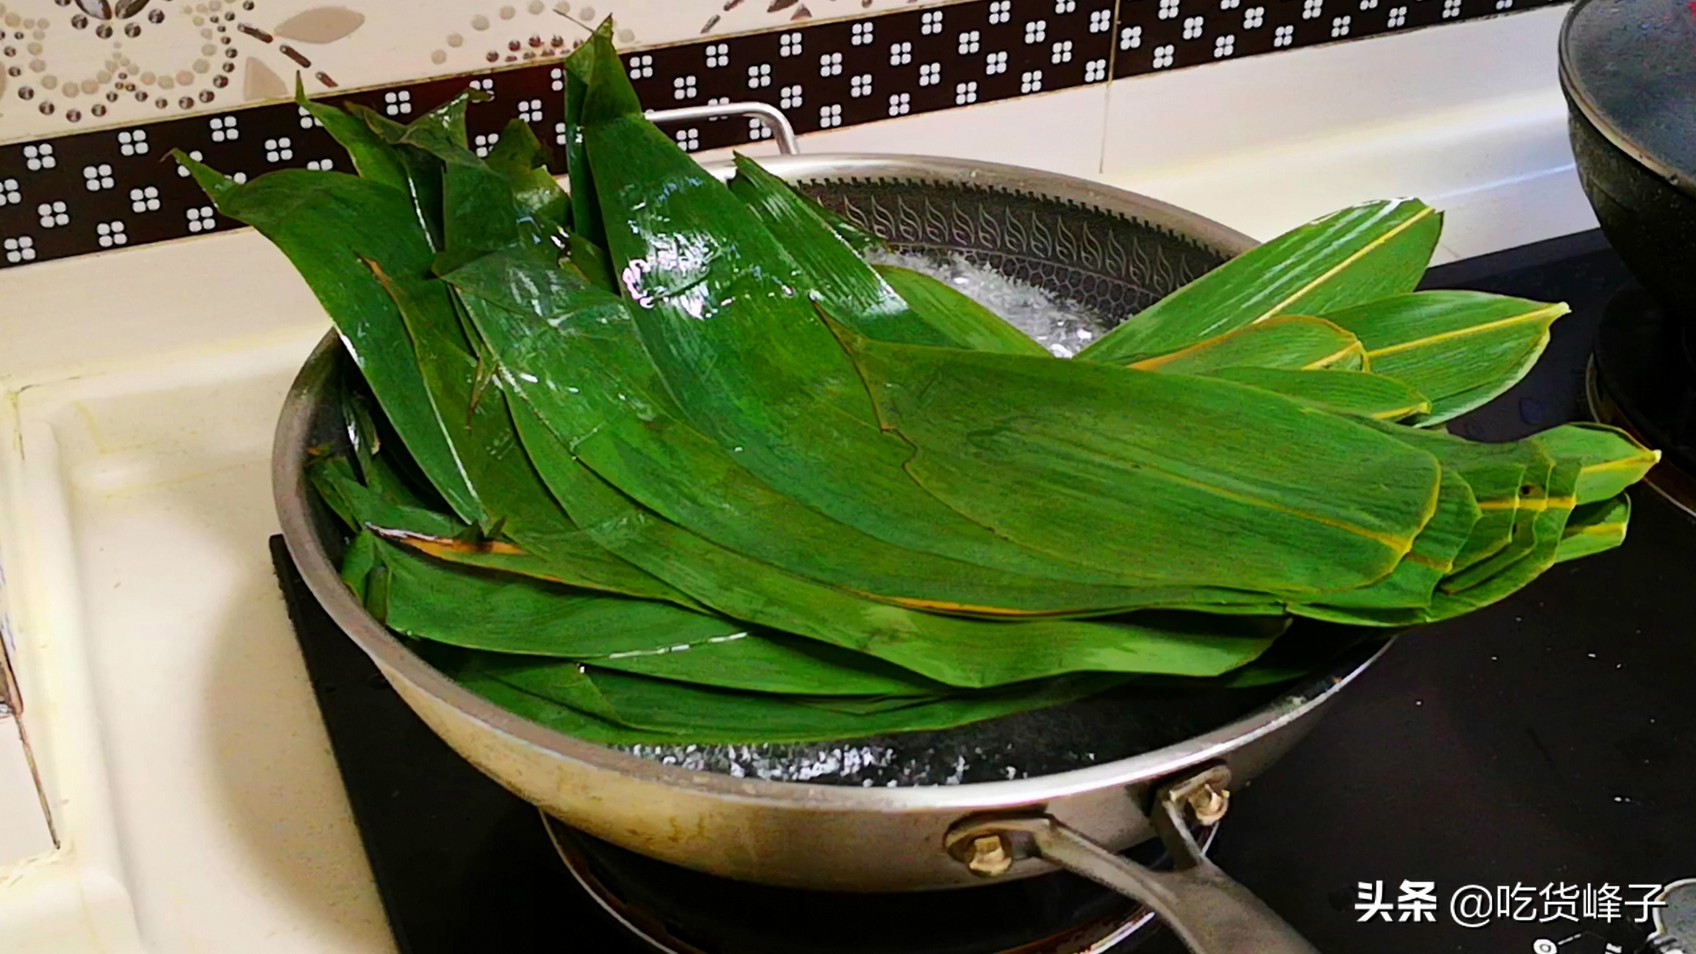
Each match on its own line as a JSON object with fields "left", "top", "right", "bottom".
{"left": 0, "top": 0, "right": 1562, "bottom": 272}
{"left": 1110, "top": 0, "right": 1553, "bottom": 76}
{"left": 0, "top": 0, "right": 968, "bottom": 144}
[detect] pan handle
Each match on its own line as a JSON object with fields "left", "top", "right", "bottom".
{"left": 945, "top": 766, "right": 1321, "bottom": 954}
{"left": 644, "top": 102, "right": 800, "bottom": 155}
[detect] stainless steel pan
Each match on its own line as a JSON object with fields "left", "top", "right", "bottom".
{"left": 274, "top": 104, "right": 1392, "bottom": 954}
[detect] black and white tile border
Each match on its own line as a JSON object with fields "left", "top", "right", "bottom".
{"left": 0, "top": 0, "right": 1562, "bottom": 272}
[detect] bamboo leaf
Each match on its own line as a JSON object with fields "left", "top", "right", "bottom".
{"left": 503, "top": 394, "right": 1287, "bottom": 688}
{"left": 446, "top": 247, "right": 1296, "bottom": 615}
{"left": 485, "top": 118, "right": 571, "bottom": 238}
{"left": 1304, "top": 460, "right": 1583, "bottom": 626}
{"left": 560, "top": 20, "right": 626, "bottom": 250}
{"left": 567, "top": 234, "right": 616, "bottom": 292}
{"left": 1204, "top": 367, "right": 1432, "bottom": 421}
{"left": 726, "top": 154, "right": 919, "bottom": 339}
{"left": 174, "top": 156, "right": 484, "bottom": 522}
{"left": 431, "top": 647, "right": 1130, "bottom": 745}
{"left": 1368, "top": 423, "right": 1547, "bottom": 575}
{"left": 340, "top": 529, "right": 381, "bottom": 604}
{"left": 1427, "top": 460, "right": 1582, "bottom": 611}
{"left": 1438, "top": 453, "right": 1556, "bottom": 594}
{"left": 1129, "top": 315, "right": 1365, "bottom": 374}
{"left": 1291, "top": 469, "right": 1478, "bottom": 617}
{"left": 1531, "top": 423, "right": 1660, "bottom": 505}
{"left": 312, "top": 452, "right": 696, "bottom": 606}
{"left": 389, "top": 97, "right": 536, "bottom": 258}
{"left": 1321, "top": 291, "right": 1568, "bottom": 425}
{"left": 572, "top": 85, "right": 1447, "bottom": 602}
{"left": 727, "top": 155, "right": 1043, "bottom": 354}
{"left": 345, "top": 102, "right": 448, "bottom": 250}
{"left": 874, "top": 264, "right": 1050, "bottom": 355}
{"left": 1555, "top": 495, "right": 1631, "bottom": 564}
{"left": 295, "top": 76, "right": 407, "bottom": 192}
{"left": 1079, "top": 200, "right": 1442, "bottom": 364}
{"left": 573, "top": 49, "right": 1160, "bottom": 587}
{"left": 841, "top": 330, "right": 1447, "bottom": 597}
{"left": 371, "top": 536, "right": 942, "bottom": 696}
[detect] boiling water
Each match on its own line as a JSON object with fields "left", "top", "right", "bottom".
{"left": 862, "top": 249, "right": 1111, "bottom": 357}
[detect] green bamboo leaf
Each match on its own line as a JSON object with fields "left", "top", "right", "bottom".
{"left": 725, "top": 154, "right": 918, "bottom": 336}
{"left": 1299, "top": 460, "right": 1582, "bottom": 627}
{"left": 365, "top": 560, "right": 391, "bottom": 620}
{"left": 335, "top": 379, "right": 435, "bottom": 510}
{"left": 311, "top": 455, "right": 582, "bottom": 582}
{"left": 441, "top": 647, "right": 628, "bottom": 724}
{"left": 371, "top": 536, "right": 941, "bottom": 696}
{"left": 310, "top": 455, "right": 365, "bottom": 531}
{"left": 294, "top": 76, "right": 407, "bottom": 192}
{"left": 174, "top": 157, "right": 484, "bottom": 523}
{"left": 1428, "top": 459, "right": 1582, "bottom": 611}
{"left": 575, "top": 45, "right": 1144, "bottom": 587}
{"left": 1079, "top": 200, "right": 1442, "bottom": 364}
{"left": 340, "top": 529, "right": 381, "bottom": 604}
{"left": 446, "top": 247, "right": 1293, "bottom": 615}
{"left": 727, "top": 155, "right": 1042, "bottom": 354}
{"left": 567, "top": 234, "right": 616, "bottom": 292}
{"left": 345, "top": 102, "right": 448, "bottom": 250}
{"left": 235, "top": 112, "right": 696, "bottom": 608}
{"left": 363, "top": 243, "right": 693, "bottom": 605}
{"left": 1129, "top": 315, "right": 1365, "bottom": 374}
{"left": 1321, "top": 291, "right": 1568, "bottom": 425}
{"left": 484, "top": 118, "right": 571, "bottom": 238}
{"left": 1437, "top": 453, "right": 1556, "bottom": 594}
{"left": 1554, "top": 495, "right": 1630, "bottom": 564}
{"left": 1371, "top": 424, "right": 1545, "bottom": 575}
{"left": 440, "top": 251, "right": 1295, "bottom": 607}
{"left": 1530, "top": 423, "right": 1660, "bottom": 505}
{"left": 840, "top": 329, "right": 1447, "bottom": 597}
{"left": 561, "top": 20, "right": 626, "bottom": 250}
{"left": 572, "top": 76, "right": 1441, "bottom": 599}
{"left": 388, "top": 96, "right": 534, "bottom": 258}
{"left": 429, "top": 644, "right": 1137, "bottom": 744}
{"left": 1204, "top": 367, "right": 1432, "bottom": 421}
{"left": 503, "top": 394, "right": 1286, "bottom": 688}
{"left": 873, "top": 264, "right": 1050, "bottom": 355}
{"left": 1290, "top": 469, "right": 1477, "bottom": 617}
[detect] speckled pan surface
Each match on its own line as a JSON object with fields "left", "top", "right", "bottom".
{"left": 0, "top": 0, "right": 1562, "bottom": 271}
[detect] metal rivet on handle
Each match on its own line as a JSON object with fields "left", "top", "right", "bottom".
{"left": 1187, "top": 783, "right": 1230, "bottom": 826}
{"left": 966, "top": 834, "right": 1014, "bottom": 877}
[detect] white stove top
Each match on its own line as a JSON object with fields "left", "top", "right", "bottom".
{"left": 0, "top": 15, "right": 1595, "bottom": 946}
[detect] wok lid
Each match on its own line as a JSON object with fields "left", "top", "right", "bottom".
{"left": 1560, "top": 0, "right": 1696, "bottom": 193}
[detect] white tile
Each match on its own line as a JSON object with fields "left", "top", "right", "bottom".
{"left": 1101, "top": 7, "right": 1570, "bottom": 181}
{"left": 1103, "top": 86, "right": 1590, "bottom": 259}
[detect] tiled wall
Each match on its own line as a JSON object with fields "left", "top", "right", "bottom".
{"left": 0, "top": 0, "right": 1563, "bottom": 271}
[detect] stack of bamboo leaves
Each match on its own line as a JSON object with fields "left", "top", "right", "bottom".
{"left": 183, "top": 26, "right": 1658, "bottom": 746}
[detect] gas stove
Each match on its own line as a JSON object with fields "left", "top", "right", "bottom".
{"left": 262, "top": 230, "right": 1696, "bottom": 954}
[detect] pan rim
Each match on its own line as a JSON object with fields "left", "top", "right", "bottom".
{"left": 273, "top": 151, "right": 1393, "bottom": 810}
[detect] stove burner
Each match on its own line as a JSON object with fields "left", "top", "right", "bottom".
{"left": 1585, "top": 284, "right": 1696, "bottom": 516}
{"left": 542, "top": 814, "right": 1217, "bottom": 954}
